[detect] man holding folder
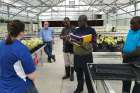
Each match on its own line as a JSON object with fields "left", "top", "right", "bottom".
{"left": 73, "top": 15, "right": 97, "bottom": 93}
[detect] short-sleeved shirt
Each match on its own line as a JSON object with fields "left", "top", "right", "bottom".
{"left": 0, "top": 40, "right": 36, "bottom": 93}
{"left": 39, "top": 27, "right": 54, "bottom": 42}
{"left": 60, "top": 27, "right": 75, "bottom": 53}
{"left": 123, "top": 29, "right": 140, "bottom": 54}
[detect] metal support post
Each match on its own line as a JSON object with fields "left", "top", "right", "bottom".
{"left": 115, "top": 13, "right": 118, "bottom": 29}
{"left": 7, "top": 5, "right": 10, "bottom": 20}
{"left": 37, "top": 14, "right": 40, "bottom": 32}
{"left": 134, "top": 0, "right": 137, "bottom": 16}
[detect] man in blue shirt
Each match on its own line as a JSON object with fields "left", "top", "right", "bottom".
{"left": 122, "top": 16, "right": 140, "bottom": 93}
{"left": 40, "top": 21, "right": 55, "bottom": 63}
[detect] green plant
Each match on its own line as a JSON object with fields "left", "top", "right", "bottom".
{"left": 0, "top": 17, "right": 4, "bottom": 23}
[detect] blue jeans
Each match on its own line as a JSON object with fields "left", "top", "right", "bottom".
{"left": 44, "top": 42, "right": 52, "bottom": 59}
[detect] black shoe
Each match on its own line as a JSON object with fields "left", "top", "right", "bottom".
{"left": 52, "top": 55, "right": 56, "bottom": 62}
{"left": 48, "top": 58, "right": 52, "bottom": 63}
{"left": 48, "top": 60, "right": 52, "bottom": 63}
{"left": 62, "top": 75, "right": 70, "bottom": 80}
{"left": 74, "top": 89, "right": 83, "bottom": 93}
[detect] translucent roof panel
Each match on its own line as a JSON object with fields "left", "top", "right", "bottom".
{"left": 39, "top": 0, "right": 97, "bottom": 21}
{"left": 1, "top": 0, "right": 139, "bottom": 21}
{"left": 1, "top": 0, "right": 64, "bottom": 20}
{"left": 39, "top": 0, "right": 134, "bottom": 20}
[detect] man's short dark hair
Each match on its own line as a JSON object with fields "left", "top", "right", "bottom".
{"left": 131, "top": 16, "right": 140, "bottom": 24}
{"left": 78, "top": 15, "right": 88, "bottom": 22}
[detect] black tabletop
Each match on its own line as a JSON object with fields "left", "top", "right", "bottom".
{"left": 87, "top": 63, "right": 140, "bottom": 81}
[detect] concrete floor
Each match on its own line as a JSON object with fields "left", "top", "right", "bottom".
{"left": 35, "top": 38, "right": 88, "bottom": 93}
{"left": 35, "top": 38, "right": 124, "bottom": 93}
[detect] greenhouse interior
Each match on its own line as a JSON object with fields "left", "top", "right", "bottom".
{"left": 0, "top": 0, "right": 140, "bottom": 93}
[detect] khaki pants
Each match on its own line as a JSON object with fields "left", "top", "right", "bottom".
{"left": 63, "top": 53, "right": 74, "bottom": 67}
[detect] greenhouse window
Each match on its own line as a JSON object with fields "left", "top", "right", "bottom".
{"left": 69, "top": 1, "right": 75, "bottom": 8}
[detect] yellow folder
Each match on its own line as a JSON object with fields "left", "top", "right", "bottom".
{"left": 82, "top": 34, "right": 92, "bottom": 43}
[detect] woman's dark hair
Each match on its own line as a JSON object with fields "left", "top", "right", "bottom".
{"left": 6, "top": 20, "right": 25, "bottom": 45}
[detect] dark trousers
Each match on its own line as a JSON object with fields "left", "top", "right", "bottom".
{"left": 123, "top": 81, "right": 140, "bottom": 93}
{"left": 122, "top": 80, "right": 131, "bottom": 93}
{"left": 122, "top": 57, "right": 140, "bottom": 93}
{"left": 132, "top": 82, "right": 140, "bottom": 93}
{"left": 122, "top": 58, "right": 132, "bottom": 93}
{"left": 75, "top": 67, "right": 94, "bottom": 93}
{"left": 44, "top": 42, "right": 53, "bottom": 59}
{"left": 74, "top": 54, "right": 94, "bottom": 93}
{"left": 26, "top": 84, "right": 38, "bottom": 93}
